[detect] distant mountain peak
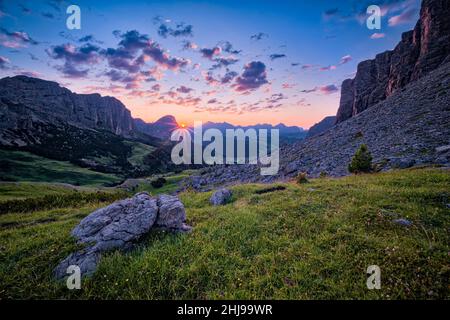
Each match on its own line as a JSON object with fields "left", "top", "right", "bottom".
{"left": 154, "top": 115, "right": 178, "bottom": 126}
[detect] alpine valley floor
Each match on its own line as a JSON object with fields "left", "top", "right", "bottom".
{"left": 0, "top": 167, "right": 448, "bottom": 299}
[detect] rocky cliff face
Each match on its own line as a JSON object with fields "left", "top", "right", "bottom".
{"left": 336, "top": 0, "right": 450, "bottom": 123}
{"left": 306, "top": 116, "right": 336, "bottom": 138}
{"left": 0, "top": 75, "right": 135, "bottom": 146}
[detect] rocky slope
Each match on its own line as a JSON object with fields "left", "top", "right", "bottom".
{"left": 0, "top": 76, "right": 171, "bottom": 176}
{"left": 336, "top": 0, "right": 450, "bottom": 123}
{"left": 306, "top": 116, "right": 336, "bottom": 138}
{"left": 0, "top": 76, "right": 137, "bottom": 146}
{"left": 184, "top": 61, "right": 450, "bottom": 189}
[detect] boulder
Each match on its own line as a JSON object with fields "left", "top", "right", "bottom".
{"left": 54, "top": 192, "right": 191, "bottom": 279}
{"left": 210, "top": 188, "right": 232, "bottom": 206}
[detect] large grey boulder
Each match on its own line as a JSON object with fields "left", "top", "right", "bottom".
{"left": 54, "top": 192, "right": 191, "bottom": 279}
{"left": 210, "top": 188, "right": 232, "bottom": 206}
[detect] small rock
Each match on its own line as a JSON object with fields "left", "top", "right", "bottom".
{"left": 210, "top": 188, "right": 232, "bottom": 206}
{"left": 435, "top": 145, "right": 450, "bottom": 153}
{"left": 392, "top": 218, "right": 413, "bottom": 227}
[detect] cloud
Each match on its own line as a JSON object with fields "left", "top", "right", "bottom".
{"left": 319, "top": 65, "right": 337, "bottom": 71}
{"left": 151, "top": 84, "right": 161, "bottom": 91}
{"left": 371, "top": 33, "right": 386, "bottom": 39}
{"left": 46, "top": 0, "right": 62, "bottom": 13}
{"left": 339, "top": 55, "right": 352, "bottom": 64}
{"left": 0, "top": 55, "right": 10, "bottom": 69}
{"left": 176, "top": 85, "right": 193, "bottom": 94}
{"left": 207, "top": 98, "right": 218, "bottom": 104}
{"left": 210, "top": 56, "right": 239, "bottom": 69}
{"left": 267, "top": 93, "right": 286, "bottom": 104}
{"left": 142, "top": 41, "right": 189, "bottom": 71}
{"left": 218, "top": 41, "right": 241, "bottom": 55}
{"left": 47, "top": 43, "right": 102, "bottom": 77}
{"left": 41, "top": 12, "right": 55, "bottom": 19}
{"left": 155, "top": 93, "right": 202, "bottom": 108}
{"left": 200, "top": 46, "right": 221, "bottom": 60}
{"left": 220, "top": 71, "right": 238, "bottom": 84}
{"left": 323, "top": 8, "right": 339, "bottom": 21}
{"left": 302, "top": 84, "right": 339, "bottom": 95}
{"left": 269, "top": 53, "right": 287, "bottom": 61}
{"left": 282, "top": 83, "right": 296, "bottom": 89}
{"left": 250, "top": 32, "right": 268, "bottom": 41}
{"left": 202, "top": 71, "right": 220, "bottom": 86}
{"left": 79, "top": 35, "right": 103, "bottom": 44}
{"left": 158, "top": 22, "right": 193, "bottom": 38}
{"left": 181, "top": 40, "right": 198, "bottom": 50}
{"left": 0, "top": 28, "right": 39, "bottom": 48}
{"left": 18, "top": 4, "right": 32, "bottom": 14}
{"left": 233, "top": 61, "right": 269, "bottom": 92}
{"left": 388, "top": 7, "right": 417, "bottom": 26}
{"left": 102, "top": 30, "right": 189, "bottom": 75}
{"left": 15, "top": 69, "right": 41, "bottom": 77}
{"left": 319, "top": 84, "right": 339, "bottom": 94}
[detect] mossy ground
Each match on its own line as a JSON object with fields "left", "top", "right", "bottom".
{"left": 0, "top": 168, "right": 448, "bottom": 299}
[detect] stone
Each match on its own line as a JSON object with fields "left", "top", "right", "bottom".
{"left": 390, "top": 158, "right": 416, "bottom": 169}
{"left": 392, "top": 218, "right": 413, "bottom": 227}
{"left": 435, "top": 145, "right": 450, "bottom": 153}
{"left": 210, "top": 188, "right": 232, "bottom": 206}
{"left": 54, "top": 192, "right": 191, "bottom": 279}
{"left": 155, "top": 194, "right": 191, "bottom": 232}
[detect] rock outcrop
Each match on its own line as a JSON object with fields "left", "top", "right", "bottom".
{"left": 336, "top": 0, "right": 450, "bottom": 124}
{"left": 306, "top": 116, "right": 336, "bottom": 138}
{"left": 54, "top": 192, "right": 191, "bottom": 279}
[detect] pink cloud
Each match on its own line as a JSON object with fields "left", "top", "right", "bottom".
{"left": 388, "top": 8, "right": 417, "bottom": 26}
{"left": 339, "top": 55, "right": 352, "bottom": 65}
{"left": 370, "top": 33, "right": 386, "bottom": 39}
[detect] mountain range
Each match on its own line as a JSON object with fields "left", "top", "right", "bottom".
{"left": 0, "top": 76, "right": 306, "bottom": 179}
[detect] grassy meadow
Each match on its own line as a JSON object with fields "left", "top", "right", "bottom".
{"left": 0, "top": 168, "right": 449, "bottom": 299}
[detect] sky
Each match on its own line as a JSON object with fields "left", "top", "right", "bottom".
{"left": 0, "top": 0, "right": 421, "bottom": 128}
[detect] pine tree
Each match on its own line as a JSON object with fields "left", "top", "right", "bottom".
{"left": 348, "top": 144, "right": 372, "bottom": 174}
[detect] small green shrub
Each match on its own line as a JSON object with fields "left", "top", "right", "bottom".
{"left": 295, "top": 172, "right": 308, "bottom": 184}
{"left": 319, "top": 171, "right": 328, "bottom": 178}
{"left": 348, "top": 144, "right": 373, "bottom": 174}
{"left": 150, "top": 177, "right": 166, "bottom": 189}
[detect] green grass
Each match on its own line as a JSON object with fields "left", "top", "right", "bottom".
{"left": 125, "top": 141, "right": 155, "bottom": 167}
{"left": 133, "top": 171, "right": 194, "bottom": 195}
{"left": 0, "top": 168, "right": 449, "bottom": 299}
{"left": 0, "top": 150, "right": 121, "bottom": 186}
